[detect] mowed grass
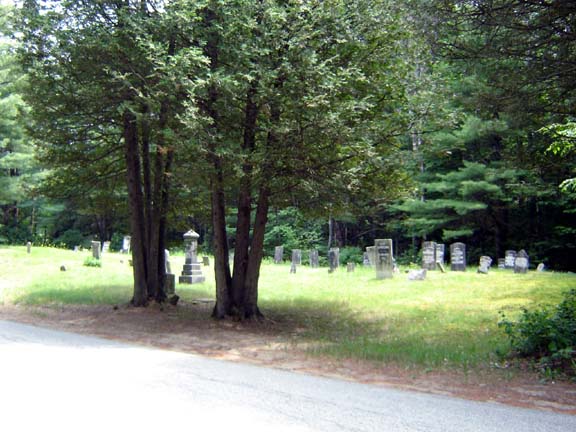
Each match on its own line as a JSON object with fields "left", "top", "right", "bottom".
{"left": 1, "top": 245, "right": 574, "bottom": 371}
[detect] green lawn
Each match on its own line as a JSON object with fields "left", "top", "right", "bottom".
{"left": 1, "top": 245, "right": 574, "bottom": 371}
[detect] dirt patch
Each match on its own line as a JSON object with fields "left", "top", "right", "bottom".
{"left": 1, "top": 302, "right": 574, "bottom": 415}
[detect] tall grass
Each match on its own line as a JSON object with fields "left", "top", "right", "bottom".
{"left": 1, "top": 246, "right": 574, "bottom": 370}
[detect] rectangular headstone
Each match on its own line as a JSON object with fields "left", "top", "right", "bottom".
{"left": 478, "top": 256, "right": 492, "bottom": 274}
{"left": 362, "top": 252, "right": 371, "bottom": 266}
{"left": 435, "top": 244, "right": 445, "bottom": 265}
{"left": 101, "top": 241, "right": 111, "bottom": 253}
{"left": 347, "top": 262, "right": 355, "bottom": 272}
{"left": 375, "top": 238, "right": 393, "bottom": 279}
{"left": 309, "top": 249, "right": 319, "bottom": 268}
{"left": 91, "top": 241, "right": 101, "bottom": 260}
{"left": 202, "top": 256, "right": 210, "bottom": 266}
{"left": 329, "top": 247, "right": 340, "bottom": 268}
{"left": 514, "top": 249, "right": 529, "bottom": 274}
{"left": 121, "top": 236, "right": 131, "bottom": 254}
{"left": 26, "top": 241, "right": 31, "bottom": 254}
{"left": 164, "top": 273, "right": 175, "bottom": 296}
{"left": 498, "top": 258, "right": 506, "bottom": 269}
{"left": 165, "top": 249, "right": 172, "bottom": 274}
{"left": 328, "top": 249, "right": 338, "bottom": 272}
{"left": 366, "top": 247, "right": 376, "bottom": 267}
{"left": 422, "top": 241, "right": 437, "bottom": 270}
{"left": 536, "top": 263, "right": 546, "bottom": 272}
{"left": 450, "top": 242, "right": 466, "bottom": 271}
{"left": 291, "top": 249, "right": 302, "bottom": 266}
{"left": 505, "top": 250, "right": 517, "bottom": 269}
{"left": 274, "top": 246, "right": 284, "bottom": 264}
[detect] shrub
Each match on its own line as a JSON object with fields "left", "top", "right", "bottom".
{"left": 499, "top": 289, "right": 576, "bottom": 376}
{"left": 83, "top": 257, "right": 102, "bottom": 268}
{"left": 339, "top": 246, "right": 363, "bottom": 265}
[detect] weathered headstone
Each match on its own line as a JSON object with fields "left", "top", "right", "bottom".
{"left": 290, "top": 262, "right": 297, "bottom": 274}
{"left": 164, "top": 249, "right": 172, "bottom": 274}
{"left": 505, "top": 250, "right": 517, "bottom": 269}
{"left": 366, "top": 246, "right": 376, "bottom": 267}
{"left": 422, "top": 241, "right": 437, "bottom": 270}
{"left": 408, "top": 269, "right": 427, "bottom": 281}
{"left": 274, "top": 246, "right": 284, "bottom": 264}
{"left": 435, "top": 243, "right": 445, "bottom": 265}
{"left": 101, "top": 241, "right": 111, "bottom": 254}
{"left": 514, "top": 249, "right": 529, "bottom": 274}
{"left": 477, "top": 256, "right": 492, "bottom": 274}
{"left": 436, "top": 261, "right": 446, "bottom": 273}
{"left": 498, "top": 258, "right": 506, "bottom": 269}
{"left": 309, "top": 249, "right": 319, "bottom": 268}
{"left": 291, "top": 249, "right": 302, "bottom": 266}
{"left": 26, "top": 241, "right": 31, "bottom": 254}
{"left": 536, "top": 263, "right": 546, "bottom": 272}
{"left": 179, "top": 230, "right": 205, "bottom": 284}
{"left": 347, "top": 262, "right": 355, "bottom": 272}
{"left": 375, "top": 238, "right": 394, "bottom": 279}
{"left": 450, "top": 242, "right": 466, "bottom": 271}
{"left": 328, "top": 249, "right": 338, "bottom": 272}
{"left": 202, "top": 256, "right": 210, "bottom": 266}
{"left": 362, "top": 252, "right": 371, "bottom": 267}
{"left": 164, "top": 273, "right": 175, "bottom": 295}
{"left": 91, "top": 241, "right": 101, "bottom": 260}
{"left": 73, "top": 245, "right": 79, "bottom": 252}
{"left": 121, "top": 236, "right": 131, "bottom": 254}
{"left": 329, "top": 247, "right": 340, "bottom": 268}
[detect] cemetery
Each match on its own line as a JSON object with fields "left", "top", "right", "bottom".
{"left": 0, "top": 0, "right": 575, "bottom": 409}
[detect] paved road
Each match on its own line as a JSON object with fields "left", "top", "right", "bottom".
{"left": 0, "top": 320, "right": 574, "bottom": 432}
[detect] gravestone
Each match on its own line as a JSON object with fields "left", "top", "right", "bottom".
{"left": 362, "top": 252, "right": 371, "bottom": 267}
{"left": 514, "top": 249, "right": 529, "bottom": 274}
{"left": 328, "top": 249, "right": 338, "bottom": 273}
{"left": 498, "top": 258, "right": 506, "bottom": 269}
{"left": 202, "top": 256, "right": 210, "bottom": 266}
{"left": 291, "top": 249, "right": 302, "bottom": 266}
{"left": 435, "top": 244, "right": 446, "bottom": 265}
{"left": 374, "top": 238, "right": 393, "bottom": 279}
{"left": 164, "top": 273, "right": 175, "bottom": 295}
{"left": 73, "top": 245, "right": 79, "bottom": 252}
{"left": 408, "top": 269, "right": 427, "bottom": 281}
{"left": 536, "top": 263, "right": 546, "bottom": 272}
{"left": 422, "top": 241, "right": 437, "bottom": 270}
{"left": 478, "top": 256, "right": 492, "bottom": 274}
{"left": 26, "top": 241, "right": 31, "bottom": 254}
{"left": 366, "top": 246, "right": 376, "bottom": 267}
{"left": 329, "top": 248, "right": 340, "bottom": 268}
{"left": 179, "top": 230, "right": 205, "bottom": 284}
{"left": 91, "top": 241, "right": 101, "bottom": 260}
{"left": 450, "top": 242, "right": 466, "bottom": 271}
{"left": 290, "top": 262, "right": 297, "bottom": 274}
{"left": 121, "top": 236, "right": 131, "bottom": 254}
{"left": 274, "top": 246, "right": 284, "bottom": 264}
{"left": 164, "top": 249, "right": 172, "bottom": 274}
{"left": 505, "top": 250, "right": 517, "bottom": 269}
{"left": 309, "top": 249, "right": 319, "bottom": 268}
{"left": 60, "top": 265, "right": 66, "bottom": 272}
{"left": 101, "top": 241, "right": 111, "bottom": 254}
{"left": 347, "top": 262, "right": 355, "bottom": 272}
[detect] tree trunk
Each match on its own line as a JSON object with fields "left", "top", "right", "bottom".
{"left": 124, "top": 110, "right": 148, "bottom": 306}
{"left": 231, "top": 84, "right": 259, "bottom": 314}
{"left": 244, "top": 186, "right": 270, "bottom": 319}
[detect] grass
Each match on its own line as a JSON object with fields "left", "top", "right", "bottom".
{"left": 1, "top": 245, "right": 574, "bottom": 372}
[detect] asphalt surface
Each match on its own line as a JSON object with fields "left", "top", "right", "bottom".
{"left": 0, "top": 320, "right": 574, "bottom": 431}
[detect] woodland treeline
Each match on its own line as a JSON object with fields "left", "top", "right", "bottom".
{"left": 0, "top": 1, "right": 574, "bottom": 312}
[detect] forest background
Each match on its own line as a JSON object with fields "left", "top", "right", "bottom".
{"left": 1, "top": 0, "right": 575, "bottom": 278}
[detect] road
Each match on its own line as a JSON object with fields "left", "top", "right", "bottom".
{"left": 0, "top": 320, "right": 574, "bottom": 432}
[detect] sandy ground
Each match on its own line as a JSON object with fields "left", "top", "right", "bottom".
{"left": 1, "top": 301, "right": 575, "bottom": 415}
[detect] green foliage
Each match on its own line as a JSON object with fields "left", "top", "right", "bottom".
{"left": 339, "top": 246, "right": 363, "bottom": 265}
{"left": 83, "top": 256, "right": 102, "bottom": 268}
{"left": 264, "top": 208, "right": 324, "bottom": 257}
{"left": 54, "top": 229, "right": 86, "bottom": 249}
{"left": 499, "top": 289, "right": 576, "bottom": 376}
